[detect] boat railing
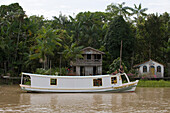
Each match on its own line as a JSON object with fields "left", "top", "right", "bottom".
{"left": 117, "top": 73, "right": 130, "bottom": 84}
{"left": 20, "top": 73, "right": 31, "bottom": 86}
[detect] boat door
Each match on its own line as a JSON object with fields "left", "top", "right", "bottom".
{"left": 80, "top": 66, "right": 85, "bottom": 76}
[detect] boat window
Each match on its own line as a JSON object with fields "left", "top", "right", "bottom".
{"left": 23, "top": 75, "right": 31, "bottom": 85}
{"left": 93, "top": 78, "right": 102, "bottom": 86}
{"left": 50, "top": 79, "right": 57, "bottom": 85}
{"left": 111, "top": 77, "right": 117, "bottom": 84}
{"left": 121, "top": 75, "right": 128, "bottom": 83}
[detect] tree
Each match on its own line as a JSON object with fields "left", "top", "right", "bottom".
{"left": 0, "top": 3, "right": 26, "bottom": 76}
{"left": 104, "top": 16, "right": 134, "bottom": 69}
{"left": 51, "top": 13, "right": 70, "bottom": 30}
{"left": 63, "top": 37, "right": 84, "bottom": 66}
{"left": 106, "top": 2, "right": 131, "bottom": 20}
{"left": 73, "top": 11, "right": 108, "bottom": 48}
{"left": 128, "top": 3, "right": 148, "bottom": 67}
{"left": 159, "top": 12, "right": 170, "bottom": 63}
{"left": 29, "top": 26, "right": 62, "bottom": 69}
{"left": 108, "top": 57, "right": 127, "bottom": 74}
{"left": 130, "top": 3, "right": 148, "bottom": 19}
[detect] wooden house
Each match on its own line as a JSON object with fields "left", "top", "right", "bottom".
{"left": 72, "top": 47, "right": 105, "bottom": 76}
{"left": 133, "top": 59, "right": 164, "bottom": 78}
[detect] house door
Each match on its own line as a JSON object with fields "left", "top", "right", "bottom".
{"left": 150, "top": 66, "right": 155, "bottom": 75}
{"left": 80, "top": 66, "right": 85, "bottom": 76}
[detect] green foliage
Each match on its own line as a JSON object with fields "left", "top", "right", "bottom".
{"left": 130, "top": 3, "right": 148, "bottom": 18}
{"left": 137, "top": 80, "right": 170, "bottom": 87}
{"left": 108, "top": 57, "right": 127, "bottom": 74}
{"left": 0, "top": 2, "right": 169, "bottom": 79}
{"left": 29, "top": 25, "right": 62, "bottom": 69}
{"left": 24, "top": 81, "right": 31, "bottom": 85}
{"left": 63, "top": 42, "right": 83, "bottom": 62}
{"left": 35, "top": 67, "right": 67, "bottom": 76}
{"left": 106, "top": 2, "right": 131, "bottom": 20}
{"left": 104, "top": 15, "right": 134, "bottom": 65}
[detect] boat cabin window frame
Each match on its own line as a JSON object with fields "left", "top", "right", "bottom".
{"left": 50, "top": 78, "right": 57, "bottom": 85}
{"left": 93, "top": 78, "right": 102, "bottom": 86}
{"left": 111, "top": 77, "right": 117, "bottom": 84}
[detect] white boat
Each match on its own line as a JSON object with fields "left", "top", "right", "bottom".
{"left": 19, "top": 73, "right": 139, "bottom": 93}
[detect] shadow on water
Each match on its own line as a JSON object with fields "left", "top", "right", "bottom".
{"left": 0, "top": 85, "right": 170, "bottom": 112}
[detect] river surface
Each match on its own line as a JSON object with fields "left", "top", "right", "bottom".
{"left": 0, "top": 85, "right": 170, "bottom": 113}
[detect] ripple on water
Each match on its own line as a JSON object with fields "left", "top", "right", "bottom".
{"left": 0, "top": 86, "right": 170, "bottom": 113}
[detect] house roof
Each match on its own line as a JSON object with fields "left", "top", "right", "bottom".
{"left": 133, "top": 59, "right": 164, "bottom": 68}
{"left": 81, "top": 47, "right": 105, "bottom": 54}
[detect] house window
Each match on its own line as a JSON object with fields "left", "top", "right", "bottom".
{"left": 143, "top": 66, "right": 147, "bottom": 72}
{"left": 87, "top": 54, "right": 91, "bottom": 59}
{"left": 50, "top": 79, "right": 57, "bottom": 85}
{"left": 157, "top": 66, "right": 161, "bottom": 72}
{"left": 97, "top": 54, "right": 101, "bottom": 59}
{"left": 94, "top": 54, "right": 101, "bottom": 60}
{"left": 93, "top": 78, "right": 102, "bottom": 86}
{"left": 111, "top": 77, "right": 117, "bottom": 84}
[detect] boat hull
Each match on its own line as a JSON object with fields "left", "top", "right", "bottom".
{"left": 20, "top": 80, "right": 138, "bottom": 93}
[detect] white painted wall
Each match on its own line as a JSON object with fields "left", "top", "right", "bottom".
{"left": 30, "top": 74, "right": 120, "bottom": 89}
{"left": 76, "top": 66, "right": 80, "bottom": 76}
{"left": 138, "top": 60, "right": 164, "bottom": 77}
{"left": 85, "top": 66, "right": 93, "bottom": 76}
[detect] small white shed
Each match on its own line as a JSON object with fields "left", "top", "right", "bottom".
{"left": 133, "top": 59, "right": 164, "bottom": 78}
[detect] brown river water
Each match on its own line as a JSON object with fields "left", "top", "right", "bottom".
{"left": 0, "top": 85, "right": 170, "bottom": 113}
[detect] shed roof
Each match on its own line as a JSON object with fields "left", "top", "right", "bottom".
{"left": 81, "top": 47, "right": 105, "bottom": 54}
{"left": 133, "top": 59, "right": 164, "bottom": 68}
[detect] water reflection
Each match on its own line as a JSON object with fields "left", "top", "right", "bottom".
{"left": 0, "top": 86, "right": 170, "bottom": 112}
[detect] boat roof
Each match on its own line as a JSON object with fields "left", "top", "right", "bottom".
{"left": 22, "top": 72, "right": 119, "bottom": 78}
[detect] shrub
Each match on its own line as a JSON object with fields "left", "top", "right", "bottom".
{"left": 108, "top": 57, "right": 127, "bottom": 74}
{"left": 35, "top": 67, "right": 67, "bottom": 76}
{"left": 137, "top": 80, "right": 170, "bottom": 87}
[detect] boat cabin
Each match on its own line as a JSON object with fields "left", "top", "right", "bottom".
{"left": 72, "top": 47, "right": 105, "bottom": 76}
{"left": 133, "top": 59, "right": 164, "bottom": 78}
{"left": 20, "top": 72, "right": 139, "bottom": 93}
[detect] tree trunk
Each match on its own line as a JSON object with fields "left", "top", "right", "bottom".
{"left": 131, "top": 51, "right": 134, "bottom": 69}
{"left": 4, "top": 62, "right": 7, "bottom": 74}
{"left": 15, "top": 20, "right": 21, "bottom": 60}
{"left": 149, "top": 42, "right": 151, "bottom": 59}
{"left": 60, "top": 54, "right": 62, "bottom": 75}
{"left": 43, "top": 54, "right": 46, "bottom": 70}
{"left": 120, "top": 40, "right": 123, "bottom": 68}
{"left": 50, "top": 60, "right": 51, "bottom": 75}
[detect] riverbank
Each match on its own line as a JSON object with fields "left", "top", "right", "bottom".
{"left": 137, "top": 80, "right": 170, "bottom": 87}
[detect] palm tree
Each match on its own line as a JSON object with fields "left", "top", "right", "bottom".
{"left": 63, "top": 39, "right": 84, "bottom": 72}
{"left": 130, "top": 3, "right": 148, "bottom": 19}
{"left": 106, "top": 2, "right": 131, "bottom": 19}
{"left": 30, "top": 26, "right": 62, "bottom": 69}
{"left": 129, "top": 3, "right": 148, "bottom": 68}
{"left": 69, "top": 16, "right": 82, "bottom": 44}
{"left": 63, "top": 42, "right": 83, "bottom": 63}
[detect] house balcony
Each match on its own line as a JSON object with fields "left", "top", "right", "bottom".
{"left": 73, "top": 59, "right": 102, "bottom": 66}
